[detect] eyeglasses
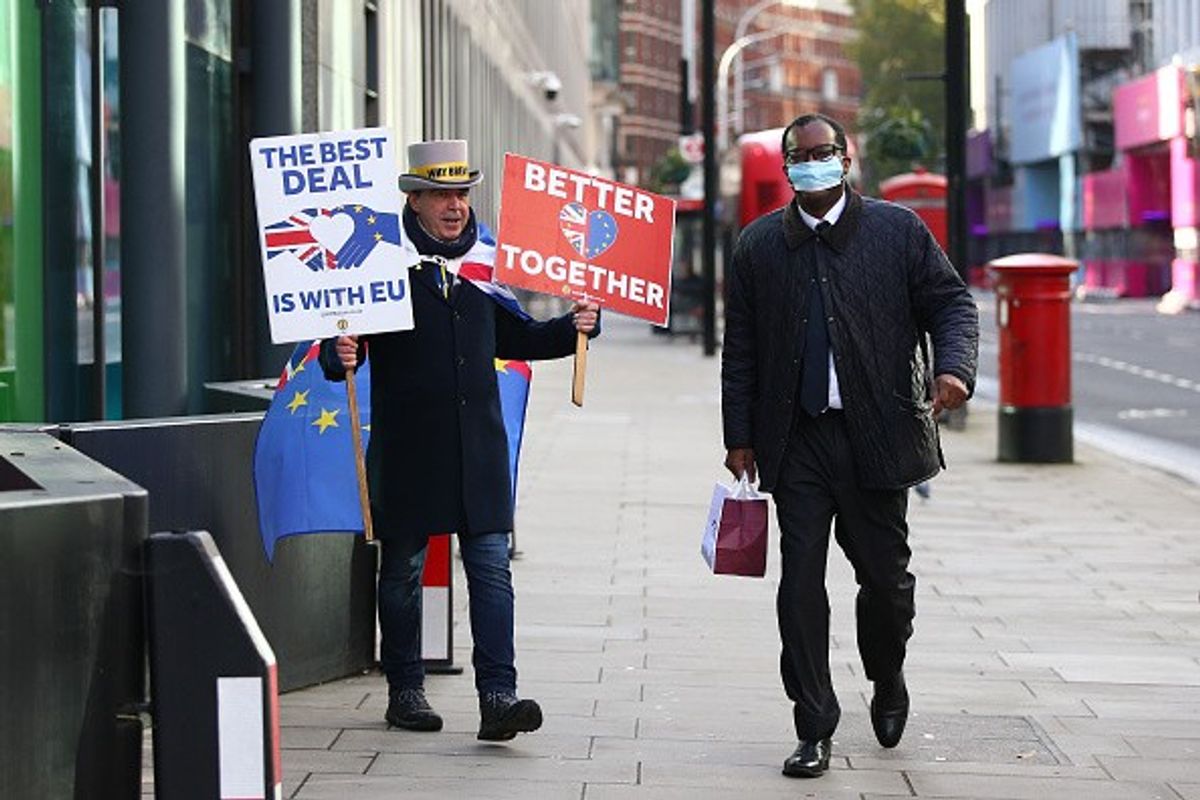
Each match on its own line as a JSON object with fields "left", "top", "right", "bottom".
{"left": 784, "top": 144, "right": 844, "bottom": 164}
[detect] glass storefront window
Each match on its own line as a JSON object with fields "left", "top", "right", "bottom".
{"left": 77, "top": 8, "right": 125, "bottom": 418}
{"left": 74, "top": 7, "right": 95, "bottom": 367}
{"left": 186, "top": 0, "right": 233, "bottom": 62}
{"left": 24, "top": 2, "right": 122, "bottom": 421}
{"left": 0, "top": 0, "right": 15, "bottom": 419}
{"left": 185, "top": 0, "right": 235, "bottom": 412}
{"left": 101, "top": 11, "right": 121, "bottom": 397}
{"left": 36, "top": 3, "right": 87, "bottom": 419}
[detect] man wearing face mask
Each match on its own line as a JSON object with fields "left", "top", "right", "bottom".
{"left": 721, "top": 114, "right": 978, "bottom": 778}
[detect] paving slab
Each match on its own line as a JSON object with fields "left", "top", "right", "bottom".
{"left": 638, "top": 760, "right": 909, "bottom": 794}
{"left": 906, "top": 771, "right": 1174, "bottom": 799}
{"left": 584, "top": 786, "right": 858, "bottom": 800}
{"left": 1097, "top": 755, "right": 1200, "bottom": 783}
{"left": 280, "top": 749, "right": 374, "bottom": 775}
{"left": 294, "top": 775, "right": 586, "bottom": 799}
{"left": 368, "top": 751, "right": 637, "bottom": 784}
{"left": 1175, "top": 782, "right": 1200, "bottom": 800}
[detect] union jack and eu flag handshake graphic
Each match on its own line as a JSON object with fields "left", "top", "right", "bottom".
{"left": 263, "top": 205, "right": 400, "bottom": 272}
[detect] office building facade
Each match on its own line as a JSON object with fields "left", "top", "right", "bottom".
{"left": 0, "top": 0, "right": 589, "bottom": 423}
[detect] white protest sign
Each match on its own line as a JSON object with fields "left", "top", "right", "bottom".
{"left": 249, "top": 127, "right": 416, "bottom": 343}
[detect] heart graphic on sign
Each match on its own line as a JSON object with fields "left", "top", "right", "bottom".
{"left": 309, "top": 212, "right": 355, "bottom": 255}
{"left": 559, "top": 202, "right": 619, "bottom": 259}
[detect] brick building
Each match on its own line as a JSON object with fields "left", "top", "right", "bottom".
{"left": 589, "top": 0, "right": 860, "bottom": 189}
{"left": 716, "top": 0, "right": 860, "bottom": 138}
{"left": 608, "top": 0, "right": 685, "bottom": 186}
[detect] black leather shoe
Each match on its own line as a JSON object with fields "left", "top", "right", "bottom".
{"left": 870, "top": 671, "right": 909, "bottom": 748}
{"left": 782, "top": 738, "right": 831, "bottom": 778}
{"left": 477, "top": 691, "right": 543, "bottom": 741}
{"left": 385, "top": 687, "right": 443, "bottom": 732}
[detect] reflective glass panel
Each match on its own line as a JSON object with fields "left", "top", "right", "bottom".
{"left": 0, "top": 0, "right": 13, "bottom": 418}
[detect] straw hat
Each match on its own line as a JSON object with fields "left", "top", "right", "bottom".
{"left": 398, "top": 139, "right": 483, "bottom": 192}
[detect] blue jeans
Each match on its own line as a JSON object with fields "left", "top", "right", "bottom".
{"left": 378, "top": 532, "right": 517, "bottom": 694}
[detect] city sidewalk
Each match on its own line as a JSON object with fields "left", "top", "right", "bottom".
{"left": 278, "top": 316, "right": 1200, "bottom": 800}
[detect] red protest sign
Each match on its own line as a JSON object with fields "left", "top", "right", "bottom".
{"left": 495, "top": 154, "right": 675, "bottom": 326}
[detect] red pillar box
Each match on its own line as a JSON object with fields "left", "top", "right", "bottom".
{"left": 986, "top": 254, "right": 1076, "bottom": 463}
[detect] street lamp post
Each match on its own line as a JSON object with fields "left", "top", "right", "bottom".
{"left": 720, "top": 3, "right": 841, "bottom": 151}
{"left": 731, "top": 0, "right": 811, "bottom": 137}
{"left": 718, "top": 29, "right": 792, "bottom": 151}
{"left": 702, "top": 0, "right": 716, "bottom": 356}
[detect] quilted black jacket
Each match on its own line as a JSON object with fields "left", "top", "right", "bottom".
{"left": 722, "top": 189, "right": 979, "bottom": 491}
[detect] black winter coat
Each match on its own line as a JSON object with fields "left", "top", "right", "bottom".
{"left": 722, "top": 190, "right": 979, "bottom": 491}
{"left": 320, "top": 262, "right": 584, "bottom": 541}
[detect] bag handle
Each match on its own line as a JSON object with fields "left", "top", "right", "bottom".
{"left": 733, "top": 473, "right": 756, "bottom": 499}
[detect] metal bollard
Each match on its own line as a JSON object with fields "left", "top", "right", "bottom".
{"left": 147, "top": 531, "right": 282, "bottom": 800}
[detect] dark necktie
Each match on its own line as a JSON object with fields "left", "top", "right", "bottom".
{"left": 799, "top": 221, "right": 830, "bottom": 417}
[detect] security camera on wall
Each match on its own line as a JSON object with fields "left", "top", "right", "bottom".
{"left": 540, "top": 73, "right": 562, "bottom": 101}
{"left": 529, "top": 71, "right": 563, "bottom": 102}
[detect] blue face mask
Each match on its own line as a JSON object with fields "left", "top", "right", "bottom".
{"left": 787, "top": 159, "right": 845, "bottom": 193}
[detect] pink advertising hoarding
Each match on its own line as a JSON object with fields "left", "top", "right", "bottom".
{"left": 1113, "top": 65, "right": 1185, "bottom": 151}
{"left": 1171, "top": 135, "right": 1199, "bottom": 228}
{"left": 1082, "top": 167, "right": 1128, "bottom": 230}
{"left": 1126, "top": 150, "right": 1173, "bottom": 224}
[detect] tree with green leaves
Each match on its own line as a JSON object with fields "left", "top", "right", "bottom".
{"left": 848, "top": 0, "right": 945, "bottom": 190}
{"left": 645, "top": 147, "right": 691, "bottom": 195}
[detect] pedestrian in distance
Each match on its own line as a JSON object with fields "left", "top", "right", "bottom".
{"left": 320, "top": 139, "right": 599, "bottom": 742}
{"left": 721, "top": 113, "right": 979, "bottom": 777}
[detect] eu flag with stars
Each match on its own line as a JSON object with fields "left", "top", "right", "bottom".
{"left": 586, "top": 210, "right": 618, "bottom": 259}
{"left": 253, "top": 341, "right": 373, "bottom": 561}
{"left": 254, "top": 342, "right": 533, "bottom": 561}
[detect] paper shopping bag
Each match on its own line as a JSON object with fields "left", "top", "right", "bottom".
{"left": 701, "top": 475, "right": 768, "bottom": 577}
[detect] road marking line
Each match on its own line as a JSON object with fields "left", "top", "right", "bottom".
{"left": 1073, "top": 351, "right": 1200, "bottom": 394}
{"left": 1117, "top": 408, "right": 1188, "bottom": 420}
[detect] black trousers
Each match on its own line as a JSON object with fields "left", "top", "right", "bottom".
{"left": 773, "top": 410, "right": 915, "bottom": 740}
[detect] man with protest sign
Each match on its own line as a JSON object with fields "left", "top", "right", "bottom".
{"left": 319, "top": 140, "right": 599, "bottom": 741}
{"left": 721, "top": 113, "right": 978, "bottom": 777}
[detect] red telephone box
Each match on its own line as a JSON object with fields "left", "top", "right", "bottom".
{"left": 879, "top": 169, "right": 948, "bottom": 250}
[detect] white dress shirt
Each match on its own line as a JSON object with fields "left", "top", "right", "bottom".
{"left": 796, "top": 191, "right": 846, "bottom": 410}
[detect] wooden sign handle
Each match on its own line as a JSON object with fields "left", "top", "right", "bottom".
{"left": 345, "top": 369, "right": 375, "bottom": 543}
{"left": 571, "top": 330, "right": 588, "bottom": 407}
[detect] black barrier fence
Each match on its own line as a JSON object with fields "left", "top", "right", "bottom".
{"left": 148, "top": 531, "right": 281, "bottom": 800}
{"left": 0, "top": 430, "right": 147, "bottom": 800}
{"left": 63, "top": 414, "right": 378, "bottom": 691}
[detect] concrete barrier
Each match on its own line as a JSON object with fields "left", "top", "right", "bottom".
{"left": 0, "top": 430, "right": 147, "bottom": 800}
